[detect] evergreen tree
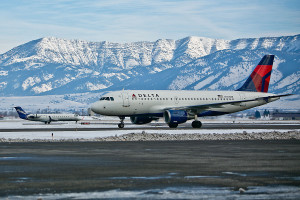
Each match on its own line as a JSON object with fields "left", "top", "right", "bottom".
{"left": 255, "top": 110, "right": 261, "bottom": 119}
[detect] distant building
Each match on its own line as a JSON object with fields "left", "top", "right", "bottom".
{"left": 272, "top": 113, "right": 300, "bottom": 120}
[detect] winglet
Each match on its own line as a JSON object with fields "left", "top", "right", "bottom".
{"left": 237, "top": 55, "right": 274, "bottom": 92}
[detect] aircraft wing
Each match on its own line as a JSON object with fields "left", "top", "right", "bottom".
{"left": 164, "top": 94, "right": 293, "bottom": 111}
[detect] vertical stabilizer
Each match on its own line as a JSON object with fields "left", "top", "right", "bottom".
{"left": 237, "top": 55, "right": 274, "bottom": 92}
{"left": 14, "top": 106, "right": 28, "bottom": 119}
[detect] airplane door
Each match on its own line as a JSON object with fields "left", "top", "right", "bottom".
{"left": 239, "top": 93, "right": 247, "bottom": 107}
{"left": 122, "top": 92, "right": 130, "bottom": 107}
{"left": 239, "top": 93, "right": 246, "bottom": 100}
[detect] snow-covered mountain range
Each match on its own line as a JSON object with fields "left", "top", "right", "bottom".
{"left": 0, "top": 35, "right": 299, "bottom": 110}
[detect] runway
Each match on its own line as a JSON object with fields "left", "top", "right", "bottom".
{"left": 1, "top": 140, "right": 300, "bottom": 199}
{"left": 0, "top": 119, "right": 299, "bottom": 142}
{"left": 1, "top": 120, "right": 300, "bottom": 198}
{"left": 1, "top": 121, "right": 300, "bottom": 132}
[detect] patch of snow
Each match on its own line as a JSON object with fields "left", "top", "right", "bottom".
{"left": 125, "top": 59, "right": 139, "bottom": 68}
{"left": 274, "top": 72, "right": 300, "bottom": 90}
{"left": 86, "top": 82, "right": 108, "bottom": 90}
{"left": 44, "top": 74, "right": 54, "bottom": 81}
{"left": 235, "top": 40, "right": 248, "bottom": 50}
{"left": 250, "top": 38, "right": 259, "bottom": 49}
{"left": 194, "top": 73, "right": 221, "bottom": 90}
{"left": 0, "top": 71, "right": 8, "bottom": 76}
{"left": 261, "top": 38, "right": 274, "bottom": 49}
{"left": 32, "top": 83, "right": 52, "bottom": 94}
{"left": 149, "top": 67, "right": 163, "bottom": 74}
{"left": 93, "top": 71, "right": 100, "bottom": 76}
{"left": 169, "top": 74, "right": 201, "bottom": 90}
{"left": 0, "top": 82, "right": 7, "bottom": 88}
{"left": 22, "top": 77, "right": 41, "bottom": 90}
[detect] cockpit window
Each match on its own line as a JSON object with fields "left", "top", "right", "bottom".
{"left": 100, "top": 97, "right": 114, "bottom": 101}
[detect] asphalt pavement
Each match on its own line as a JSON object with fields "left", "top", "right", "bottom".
{"left": 1, "top": 140, "right": 300, "bottom": 197}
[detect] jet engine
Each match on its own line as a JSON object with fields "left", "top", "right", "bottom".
{"left": 27, "top": 114, "right": 39, "bottom": 119}
{"left": 164, "top": 110, "right": 193, "bottom": 124}
{"left": 130, "top": 116, "right": 156, "bottom": 124}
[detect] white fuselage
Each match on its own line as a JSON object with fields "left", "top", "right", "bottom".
{"left": 91, "top": 90, "right": 279, "bottom": 117}
{"left": 26, "top": 113, "right": 82, "bottom": 122}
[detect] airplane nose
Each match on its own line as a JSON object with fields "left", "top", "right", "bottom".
{"left": 91, "top": 101, "right": 101, "bottom": 114}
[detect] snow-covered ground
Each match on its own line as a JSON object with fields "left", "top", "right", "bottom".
{"left": 0, "top": 118, "right": 299, "bottom": 141}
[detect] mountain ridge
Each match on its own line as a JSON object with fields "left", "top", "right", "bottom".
{"left": 0, "top": 34, "right": 299, "bottom": 97}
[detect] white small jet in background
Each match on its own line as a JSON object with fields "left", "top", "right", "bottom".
{"left": 14, "top": 106, "right": 82, "bottom": 124}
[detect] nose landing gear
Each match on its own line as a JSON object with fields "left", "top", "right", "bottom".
{"left": 118, "top": 116, "right": 125, "bottom": 128}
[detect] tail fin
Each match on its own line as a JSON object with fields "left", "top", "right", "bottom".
{"left": 14, "top": 106, "right": 28, "bottom": 119}
{"left": 237, "top": 55, "right": 274, "bottom": 93}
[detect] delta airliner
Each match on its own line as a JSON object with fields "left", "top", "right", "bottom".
{"left": 91, "top": 55, "right": 291, "bottom": 128}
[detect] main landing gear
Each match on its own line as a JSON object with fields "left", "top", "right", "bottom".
{"left": 191, "top": 114, "right": 202, "bottom": 128}
{"left": 168, "top": 121, "right": 202, "bottom": 128}
{"left": 192, "top": 120, "right": 202, "bottom": 128}
{"left": 168, "top": 123, "right": 178, "bottom": 128}
{"left": 118, "top": 116, "right": 125, "bottom": 128}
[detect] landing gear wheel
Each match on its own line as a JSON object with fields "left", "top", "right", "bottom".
{"left": 192, "top": 120, "right": 202, "bottom": 128}
{"left": 118, "top": 123, "right": 124, "bottom": 128}
{"left": 118, "top": 116, "right": 125, "bottom": 128}
{"left": 168, "top": 123, "right": 178, "bottom": 128}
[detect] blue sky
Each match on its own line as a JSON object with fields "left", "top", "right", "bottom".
{"left": 0, "top": 0, "right": 299, "bottom": 53}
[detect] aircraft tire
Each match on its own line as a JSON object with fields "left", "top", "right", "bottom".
{"left": 168, "top": 123, "right": 178, "bottom": 128}
{"left": 192, "top": 120, "right": 202, "bottom": 128}
{"left": 118, "top": 123, "right": 124, "bottom": 128}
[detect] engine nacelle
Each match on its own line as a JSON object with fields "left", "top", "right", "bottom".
{"left": 27, "top": 114, "right": 39, "bottom": 119}
{"left": 164, "top": 110, "right": 193, "bottom": 124}
{"left": 130, "top": 116, "right": 154, "bottom": 124}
